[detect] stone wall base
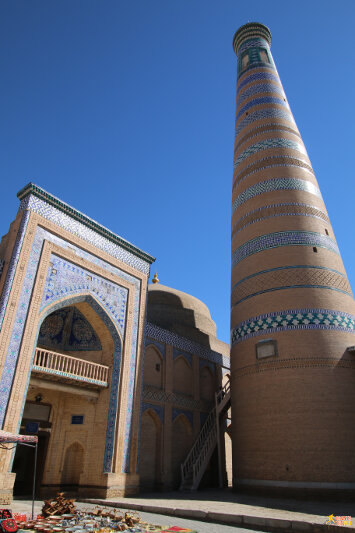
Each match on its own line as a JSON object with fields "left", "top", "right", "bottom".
{"left": 0, "top": 473, "right": 16, "bottom": 504}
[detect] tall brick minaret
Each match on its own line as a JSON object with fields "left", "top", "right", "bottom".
{"left": 230, "top": 23, "right": 355, "bottom": 493}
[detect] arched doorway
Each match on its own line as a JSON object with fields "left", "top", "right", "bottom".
{"left": 139, "top": 409, "right": 162, "bottom": 491}
{"left": 12, "top": 295, "right": 122, "bottom": 496}
{"left": 172, "top": 414, "right": 193, "bottom": 488}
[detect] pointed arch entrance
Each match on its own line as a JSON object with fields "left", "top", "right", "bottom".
{"left": 12, "top": 293, "right": 123, "bottom": 496}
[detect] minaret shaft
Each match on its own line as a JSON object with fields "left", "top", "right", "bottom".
{"left": 230, "top": 23, "right": 355, "bottom": 493}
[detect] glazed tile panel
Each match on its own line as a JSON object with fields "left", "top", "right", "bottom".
{"left": 19, "top": 194, "right": 151, "bottom": 275}
{"left": 232, "top": 231, "right": 339, "bottom": 268}
{"left": 232, "top": 178, "right": 321, "bottom": 213}
{"left": 234, "top": 138, "right": 308, "bottom": 169}
{"left": 231, "top": 308, "right": 355, "bottom": 345}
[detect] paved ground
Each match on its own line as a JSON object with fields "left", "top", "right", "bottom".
{"left": 9, "top": 489, "right": 355, "bottom": 532}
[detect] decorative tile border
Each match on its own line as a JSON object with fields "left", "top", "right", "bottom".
{"left": 233, "top": 155, "right": 314, "bottom": 188}
{"left": 0, "top": 211, "right": 30, "bottom": 329}
{"left": 31, "top": 365, "right": 108, "bottom": 386}
{"left": 237, "top": 82, "right": 285, "bottom": 107}
{"left": 232, "top": 203, "right": 329, "bottom": 236}
{"left": 231, "top": 308, "right": 355, "bottom": 345}
{"left": 232, "top": 231, "right": 339, "bottom": 268}
{"left": 142, "top": 385, "right": 211, "bottom": 412}
{"left": 231, "top": 265, "right": 352, "bottom": 306}
{"left": 237, "top": 71, "right": 281, "bottom": 92}
{"left": 234, "top": 138, "right": 307, "bottom": 169}
{"left": 238, "top": 37, "right": 270, "bottom": 54}
{"left": 236, "top": 97, "right": 289, "bottom": 123}
{"left": 142, "top": 402, "right": 164, "bottom": 423}
{"left": 19, "top": 192, "right": 153, "bottom": 275}
{"left": 172, "top": 408, "right": 193, "bottom": 426}
{"left": 145, "top": 322, "right": 230, "bottom": 369}
{"left": 232, "top": 178, "right": 321, "bottom": 213}
{"left": 235, "top": 124, "right": 301, "bottom": 152}
{"left": 235, "top": 108, "right": 296, "bottom": 137}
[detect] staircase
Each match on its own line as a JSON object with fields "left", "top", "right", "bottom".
{"left": 180, "top": 377, "right": 231, "bottom": 491}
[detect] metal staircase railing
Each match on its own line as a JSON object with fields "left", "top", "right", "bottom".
{"left": 180, "top": 377, "right": 231, "bottom": 491}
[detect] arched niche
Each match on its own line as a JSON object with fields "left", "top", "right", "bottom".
{"left": 144, "top": 345, "right": 163, "bottom": 389}
{"left": 139, "top": 408, "right": 162, "bottom": 490}
{"left": 61, "top": 441, "right": 84, "bottom": 487}
{"left": 171, "top": 414, "right": 193, "bottom": 488}
{"left": 173, "top": 355, "right": 193, "bottom": 396}
{"left": 199, "top": 364, "right": 215, "bottom": 402}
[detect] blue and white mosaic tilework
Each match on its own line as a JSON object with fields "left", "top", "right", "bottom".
{"left": 235, "top": 108, "right": 296, "bottom": 137}
{"left": 237, "top": 82, "right": 286, "bottom": 106}
{"left": 173, "top": 347, "right": 192, "bottom": 366}
{"left": 172, "top": 408, "right": 193, "bottom": 426}
{"left": 238, "top": 71, "right": 281, "bottom": 92}
{"left": 231, "top": 308, "right": 355, "bottom": 345}
{"left": 232, "top": 231, "right": 339, "bottom": 268}
{"left": 0, "top": 210, "right": 30, "bottom": 329}
{"left": 142, "top": 402, "right": 164, "bottom": 423}
{"left": 234, "top": 138, "right": 307, "bottom": 168}
{"left": 146, "top": 322, "right": 230, "bottom": 370}
{"left": 19, "top": 193, "right": 151, "bottom": 275}
{"left": 238, "top": 38, "right": 269, "bottom": 54}
{"left": 236, "top": 97, "right": 289, "bottom": 123}
{"left": 0, "top": 222, "right": 141, "bottom": 474}
{"left": 232, "top": 178, "right": 321, "bottom": 213}
{"left": 41, "top": 255, "right": 127, "bottom": 336}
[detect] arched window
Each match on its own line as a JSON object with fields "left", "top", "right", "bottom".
{"left": 173, "top": 356, "right": 193, "bottom": 396}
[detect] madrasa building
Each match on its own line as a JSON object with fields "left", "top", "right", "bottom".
{"left": 0, "top": 22, "right": 354, "bottom": 504}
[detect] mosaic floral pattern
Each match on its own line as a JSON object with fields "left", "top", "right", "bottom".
{"left": 234, "top": 138, "right": 307, "bottom": 168}
{"left": 231, "top": 309, "right": 355, "bottom": 345}
{"left": 232, "top": 178, "right": 321, "bottom": 213}
{"left": 232, "top": 231, "right": 339, "bottom": 268}
{"left": 38, "top": 306, "right": 102, "bottom": 351}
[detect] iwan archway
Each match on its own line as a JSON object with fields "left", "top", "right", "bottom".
{"left": 12, "top": 293, "right": 123, "bottom": 497}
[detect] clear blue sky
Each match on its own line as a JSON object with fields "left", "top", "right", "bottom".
{"left": 1, "top": 1, "right": 354, "bottom": 345}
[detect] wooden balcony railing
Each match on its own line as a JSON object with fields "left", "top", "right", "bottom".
{"left": 32, "top": 348, "right": 109, "bottom": 386}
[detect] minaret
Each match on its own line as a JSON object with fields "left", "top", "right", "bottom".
{"left": 230, "top": 23, "right": 355, "bottom": 493}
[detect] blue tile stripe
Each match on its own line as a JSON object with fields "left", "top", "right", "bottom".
{"left": 232, "top": 203, "right": 329, "bottom": 236}
{"left": 232, "top": 178, "right": 321, "bottom": 213}
{"left": 232, "top": 265, "right": 347, "bottom": 293}
{"left": 238, "top": 71, "right": 281, "bottom": 92}
{"left": 236, "top": 97, "right": 289, "bottom": 123}
{"left": 235, "top": 108, "right": 296, "bottom": 137}
{"left": 233, "top": 155, "right": 314, "bottom": 187}
{"left": 234, "top": 138, "right": 307, "bottom": 168}
{"left": 231, "top": 308, "right": 355, "bottom": 345}
{"left": 237, "top": 82, "right": 285, "bottom": 107}
{"left": 232, "top": 231, "right": 339, "bottom": 268}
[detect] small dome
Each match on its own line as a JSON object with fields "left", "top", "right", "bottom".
{"left": 147, "top": 283, "right": 217, "bottom": 344}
